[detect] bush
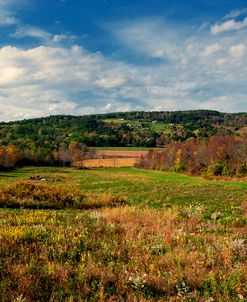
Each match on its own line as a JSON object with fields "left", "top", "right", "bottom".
{"left": 207, "top": 161, "right": 228, "bottom": 176}
{"left": 173, "top": 163, "right": 185, "bottom": 172}
{"left": 237, "top": 162, "right": 247, "bottom": 177}
{"left": 0, "top": 182, "right": 127, "bottom": 210}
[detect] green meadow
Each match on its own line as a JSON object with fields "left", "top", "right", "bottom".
{"left": 0, "top": 167, "right": 246, "bottom": 301}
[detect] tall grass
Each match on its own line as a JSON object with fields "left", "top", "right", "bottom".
{"left": 0, "top": 182, "right": 127, "bottom": 210}
{"left": 0, "top": 168, "right": 246, "bottom": 301}
{"left": 0, "top": 207, "right": 246, "bottom": 301}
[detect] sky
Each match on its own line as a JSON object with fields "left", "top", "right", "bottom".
{"left": 0, "top": 0, "right": 247, "bottom": 121}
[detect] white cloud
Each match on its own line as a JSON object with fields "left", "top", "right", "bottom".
{"left": 0, "top": 45, "right": 148, "bottom": 121}
{"left": 0, "top": 66, "right": 24, "bottom": 85}
{"left": 1, "top": 10, "right": 247, "bottom": 121}
{"left": 52, "top": 34, "right": 75, "bottom": 43}
{"left": 229, "top": 43, "right": 246, "bottom": 59}
{"left": 224, "top": 8, "right": 247, "bottom": 19}
{"left": 53, "top": 34, "right": 68, "bottom": 43}
{"left": 111, "top": 19, "right": 182, "bottom": 61}
{"left": 151, "top": 49, "right": 166, "bottom": 58}
{"left": 216, "top": 58, "right": 226, "bottom": 65}
{"left": 0, "top": 1, "right": 76, "bottom": 46}
{"left": 0, "top": 0, "right": 19, "bottom": 25}
{"left": 95, "top": 76, "right": 125, "bottom": 89}
{"left": 211, "top": 17, "right": 247, "bottom": 34}
{"left": 11, "top": 25, "right": 52, "bottom": 43}
{"left": 201, "top": 43, "right": 220, "bottom": 57}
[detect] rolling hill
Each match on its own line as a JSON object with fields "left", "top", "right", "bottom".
{"left": 0, "top": 110, "right": 246, "bottom": 153}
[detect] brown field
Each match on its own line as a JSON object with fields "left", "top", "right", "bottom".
{"left": 81, "top": 157, "right": 138, "bottom": 167}
{"left": 96, "top": 150, "right": 148, "bottom": 158}
{"left": 80, "top": 150, "right": 146, "bottom": 167}
{"left": 237, "top": 126, "right": 247, "bottom": 135}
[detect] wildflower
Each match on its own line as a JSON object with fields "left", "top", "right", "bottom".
{"left": 128, "top": 273, "right": 147, "bottom": 291}
{"left": 176, "top": 281, "right": 190, "bottom": 296}
{"left": 231, "top": 239, "right": 245, "bottom": 252}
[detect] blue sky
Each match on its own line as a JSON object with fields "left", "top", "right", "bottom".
{"left": 0, "top": 0, "right": 247, "bottom": 121}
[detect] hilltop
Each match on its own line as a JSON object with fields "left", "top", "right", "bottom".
{"left": 0, "top": 111, "right": 246, "bottom": 152}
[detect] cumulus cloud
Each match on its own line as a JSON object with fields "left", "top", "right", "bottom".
{"left": 229, "top": 43, "right": 246, "bottom": 59}
{"left": 201, "top": 44, "right": 220, "bottom": 57}
{"left": 52, "top": 33, "right": 76, "bottom": 43}
{"left": 211, "top": 17, "right": 247, "bottom": 34}
{"left": 0, "top": 45, "right": 150, "bottom": 121}
{"left": 53, "top": 34, "right": 68, "bottom": 43}
{"left": 0, "top": 7, "right": 247, "bottom": 121}
{"left": 1, "top": 35, "right": 246, "bottom": 122}
{"left": 216, "top": 58, "right": 226, "bottom": 66}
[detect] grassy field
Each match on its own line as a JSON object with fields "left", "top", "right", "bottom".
{"left": 102, "top": 118, "right": 173, "bottom": 134}
{"left": 0, "top": 167, "right": 246, "bottom": 301}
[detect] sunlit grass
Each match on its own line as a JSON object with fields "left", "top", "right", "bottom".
{"left": 0, "top": 167, "right": 246, "bottom": 301}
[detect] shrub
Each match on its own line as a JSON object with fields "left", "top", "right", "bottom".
{"left": 237, "top": 162, "right": 247, "bottom": 177}
{"left": 173, "top": 163, "right": 185, "bottom": 172}
{"left": 0, "top": 182, "right": 127, "bottom": 210}
{"left": 207, "top": 161, "right": 228, "bottom": 176}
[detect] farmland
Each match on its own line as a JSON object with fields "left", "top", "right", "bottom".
{"left": 81, "top": 158, "right": 138, "bottom": 168}
{"left": 0, "top": 166, "right": 246, "bottom": 301}
{"left": 81, "top": 149, "right": 148, "bottom": 168}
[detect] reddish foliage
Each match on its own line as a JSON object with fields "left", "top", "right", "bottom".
{"left": 142, "top": 135, "right": 247, "bottom": 176}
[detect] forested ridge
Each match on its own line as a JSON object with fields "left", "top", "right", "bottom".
{"left": 0, "top": 110, "right": 246, "bottom": 168}
{"left": 1, "top": 110, "right": 246, "bottom": 147}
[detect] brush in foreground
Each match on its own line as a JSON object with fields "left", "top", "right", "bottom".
{"left": 0, "top": 182, "right": 127, "bottom": 209}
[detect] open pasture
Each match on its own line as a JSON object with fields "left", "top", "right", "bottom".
{"left": 0, "top": 167, "right": 246, "bottom": 302}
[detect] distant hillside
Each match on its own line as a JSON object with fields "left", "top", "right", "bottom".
{"left": 0, "top": 111, "right": 246, "bottom": 157}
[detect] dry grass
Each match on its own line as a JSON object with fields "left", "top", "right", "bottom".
{"left": 100, "top": 207, "right": 178, "bottom": 245}
{"left": 81, "top": 150, "right": 147, "bottom": 167}
{"left": 237, "top": 126, "right": 247, "bottom": 135}
{"left": 1, "top": 206, "right": 246, "bottom": 301}
{"left": 0, "top": 167, "right": 246, "bottom": 301}
{"left": 82, "top": 158, "right": 138, "bottom": 168}
{"left": 0, "top": 181, "right": 128, "bottom": 210}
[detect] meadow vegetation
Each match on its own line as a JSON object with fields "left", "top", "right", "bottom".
{"left": 0, "top": 167, "right": 246, "bottom": 301}
{"left": 0, "top": 181, "right": 127, "bottom": 210}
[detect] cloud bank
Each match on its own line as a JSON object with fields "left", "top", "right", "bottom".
{"left": 0, "top": 3, "right": 247, "bottom": 121}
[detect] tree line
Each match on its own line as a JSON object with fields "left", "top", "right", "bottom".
{"left": 0, "top": 142, "right": 94, "bottom": 169}
{"left": 1, "top": 134, "right": 247, "bottom": 177}
{"left": 139, "top": 135, "right": 247, "bottom": 177}
{"left": 0, "top": 111, "right": 246, "bottom": 152}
